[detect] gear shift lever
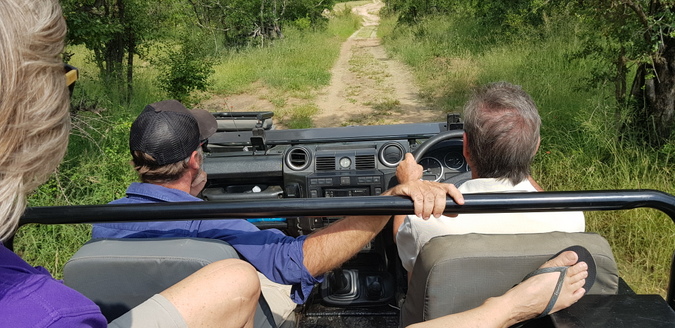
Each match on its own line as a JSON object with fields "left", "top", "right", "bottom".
{"left": 331, "top": 268, "right": 351, "bottom": 295}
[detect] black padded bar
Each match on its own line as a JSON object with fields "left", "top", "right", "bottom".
{"left": 21, "top": 189, "right": 675, "bottom": 225}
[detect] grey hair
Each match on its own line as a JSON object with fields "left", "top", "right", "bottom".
{"left": 132, "top": 147, "right": 203, "bottom": 184}
{"left": 463, "top": 82, "right": 541, "bottom": 185}
{"left": 0, "top": 0, "right": 71, "bottom": 241}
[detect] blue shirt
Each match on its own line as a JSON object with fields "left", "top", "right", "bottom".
{"left": 0, "top": 243, "right": 107, "bottom": 327}
{"left": 92, "top": 182, "right": 322, "bottom": 304}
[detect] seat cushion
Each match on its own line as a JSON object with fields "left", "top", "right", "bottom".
{"left": 400, "top": 232, "right": 619, "bottom": 327}
{"left": 64, "top": 238, "right": 277, "bottom": 328}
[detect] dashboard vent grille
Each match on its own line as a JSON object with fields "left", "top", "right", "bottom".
{"left": 286, "top": 147, "right": 311, "bottom": 171}
{"left": 355, "top": 155, "right": 375, "bottom": 169}
{"left": 316, "top": 157, "right": 335, "bottom": 171}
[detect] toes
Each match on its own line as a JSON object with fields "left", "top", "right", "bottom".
{"left": 543, "top": 250, "right": 578, "bottom": 269}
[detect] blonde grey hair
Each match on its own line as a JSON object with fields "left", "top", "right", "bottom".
{"left": 0, "top": 0, "right": 70, "bottom": 241}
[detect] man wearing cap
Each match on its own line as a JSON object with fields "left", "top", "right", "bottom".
{"left": 92, "top": 99, "right": 464, "bottom": 327}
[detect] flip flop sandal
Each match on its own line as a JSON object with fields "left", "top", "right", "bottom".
{"left": 520, "top": 245, "right": 597, "bottom": 318}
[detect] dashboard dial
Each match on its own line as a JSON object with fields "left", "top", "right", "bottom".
{"left": 419, "top": 157, "right": 444, "bottom": 182}
{"left": 443, "top": 152, "right": 466, "bottom": 170}
{"left": 339, "top": 157, "right": 352, "bottom": 168}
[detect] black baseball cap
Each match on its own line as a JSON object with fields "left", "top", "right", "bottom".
{"left": 129, "top": 100, "right": 217, "bottom": 166}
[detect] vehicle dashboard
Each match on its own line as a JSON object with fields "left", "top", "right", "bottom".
{"left": 201, "top": 117, "right": 468, "bottom": 203}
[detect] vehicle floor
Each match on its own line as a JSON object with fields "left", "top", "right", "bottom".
{"left": 296, "top": 303, "right": 399, "bottom": 328}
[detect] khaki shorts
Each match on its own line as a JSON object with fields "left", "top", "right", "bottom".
{"left": 258, "top": 272, "right": 296, "bottom": 327}
{"left": 108, "top": 294, "right": 187, "bottom": 328}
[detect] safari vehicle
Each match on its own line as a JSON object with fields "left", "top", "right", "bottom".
{"left": 18, "top": 112, "right": 675, "bottom": 327}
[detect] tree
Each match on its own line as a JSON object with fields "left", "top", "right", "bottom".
{"left": 155, "top": 31, "right": 215, "bottom": 104}
{"left": 62, "top": 0, "right": 165, "bottom": 100}
{"left": 576, "top": 0, "right": 674, "bottom": 145}
{"left": 185, "top": 0, "right": 334, "bottom": 47}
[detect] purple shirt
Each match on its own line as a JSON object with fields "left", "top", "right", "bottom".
{"left": 0, "top": 243, "right": 107, "bottom": 327}
{"left": 92, "top": 182, "right": 322, "bottom": 304}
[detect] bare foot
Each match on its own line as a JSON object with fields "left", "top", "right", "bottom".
{"left": 503, "top": 250, "right": 588, "bottom": 324}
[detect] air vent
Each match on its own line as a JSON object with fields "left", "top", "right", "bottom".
{"left": 285, "top": 147, "right": 311, "bottom": 171}
{"left": 379, "top": 142, "right": 405, "bottom": 167}
{"left": 316, "top": 157, "right": 336, "bottom": 171}
{"left": 355, "top": 155, "right": 375, "bottom": 169}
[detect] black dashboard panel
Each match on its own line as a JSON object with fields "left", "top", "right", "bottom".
{"left": 201, "top": 116, "right": 468, "bottom": 202}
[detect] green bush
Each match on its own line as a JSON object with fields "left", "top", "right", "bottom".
{"left": 155, "top": 32, "right": 215, "bottom": 105}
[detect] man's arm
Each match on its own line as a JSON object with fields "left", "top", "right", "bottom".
{"left": 302, "top": 179, "right": 463, "bottom": 277}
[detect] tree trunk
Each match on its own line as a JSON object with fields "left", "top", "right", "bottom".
{"left": 650, "top": 37, "right": 675, "bottom": 142}
{"left": 126, "top": 35, "right": 135, "bottom": 103}
{"left": 630, "top": 36, "right": 675, "bottom": 146}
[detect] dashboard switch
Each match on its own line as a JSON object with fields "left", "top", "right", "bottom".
{"left": 285, "top": 183, "right": 300, "bottom": 198}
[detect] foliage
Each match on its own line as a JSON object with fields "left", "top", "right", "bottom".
{"left": 571, "top": 0, "right": 675, "bottom": 146}
{"left": 62, "top": 0, "right": 173, "bottom": 99}
{"left": 384, "top": 0, "right": 675, "bottom": 146}
{"left": 185, "top": 0, "right": 336, "bottom": 47}
{"left": 61, "top": 0, "right": 337, "bottom": 98}
{"left": 154, "top": 32, "right": 215, "bottom": 105}
{"left": 209, "top": 22, "right": 353, "bottom": 95}
{"left": 384, "top": 0, "right": 554, "bottom": 29}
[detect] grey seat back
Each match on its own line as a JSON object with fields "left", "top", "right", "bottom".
{"left": 400, "top": 232, "right": 619, "bottom": 327}
{"left": 64, "top": 238, "right": 277, "bottom": 328}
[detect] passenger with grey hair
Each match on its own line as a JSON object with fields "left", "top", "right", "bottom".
{"left": 394, "top": 82, "right": 585, "bottom": 276}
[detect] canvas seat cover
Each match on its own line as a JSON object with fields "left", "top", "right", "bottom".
{"left": 64, "top": 238, "right": 278, "bottom": 328}
{"left": 400, "top": 232, "right": 619, "bottom": 327}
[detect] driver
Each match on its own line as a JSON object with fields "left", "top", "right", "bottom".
{"left": 394, "top": 81, "right": 586, "bottom": 276}
{"left": 91, "top": 100, "right": 464, "bottom": 326}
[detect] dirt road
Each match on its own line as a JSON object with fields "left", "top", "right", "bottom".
{"left": 200, "top": 0, "right": 443, "bottom": 128}
{"left": 313, "top": 0, "right": 441, "bottom": 127}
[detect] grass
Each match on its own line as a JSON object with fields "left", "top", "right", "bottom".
{"left": 210, "top": 10, "right": 361, "bottom": 94}
{"left": 208, "top": 10, "right": 361, "bottom": 127}
{"left": 380, "top": 12, "right": 675, "bottom": 296}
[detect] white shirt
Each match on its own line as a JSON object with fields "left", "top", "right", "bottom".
{"left": 396, "top": 178, "right": 586, "bottom": 272}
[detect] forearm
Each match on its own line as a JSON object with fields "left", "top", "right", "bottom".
{"left": 392, "top": 215, "right": 406, "bottom": 241}
{"left": 303, "top": 215, "right": 390, "bottom": 277}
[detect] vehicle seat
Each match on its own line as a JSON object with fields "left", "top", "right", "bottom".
{"left": 400, "top": 232, "right": 619, "bottom": 327}
{"left": 63, "top": 238, "right": 278, "bottom": 328}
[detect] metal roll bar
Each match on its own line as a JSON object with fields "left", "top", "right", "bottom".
{"left": 18, "top": 189, "right": 675, "bottom": 309}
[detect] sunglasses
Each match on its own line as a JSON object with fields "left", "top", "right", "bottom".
{"left": 64, "top": 64, "right": 78, "bottom": 96}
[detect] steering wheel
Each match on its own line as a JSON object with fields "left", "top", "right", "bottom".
{"left": 411, "top": 130, "right": 472, "bottom": 186}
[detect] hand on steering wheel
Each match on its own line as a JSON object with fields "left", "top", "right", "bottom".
{"left": 408, "top": 130, "right": 472, "bottom": 185}
{"left": 395, "top": 153, "right": 424, "bottom": 184}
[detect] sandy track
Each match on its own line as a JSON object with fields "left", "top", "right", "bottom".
{"left": 313, "top": 1, "right": 442, "bottom": 127}
{"left": 200, "top": 0, "right": 443, "bottom": 128}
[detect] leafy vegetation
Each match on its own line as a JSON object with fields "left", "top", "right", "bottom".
{"left": 154, "top": 31, "right": 215, "bottom": 104}
{"left": 61, "top": 0, "right": 336, "bottom": 101}
{"left": 384, "top": 0, "right": 675, "bottom": 145}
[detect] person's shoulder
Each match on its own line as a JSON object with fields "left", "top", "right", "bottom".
{"left": 0, "top": 270, "right": 106, "bottom": 327}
